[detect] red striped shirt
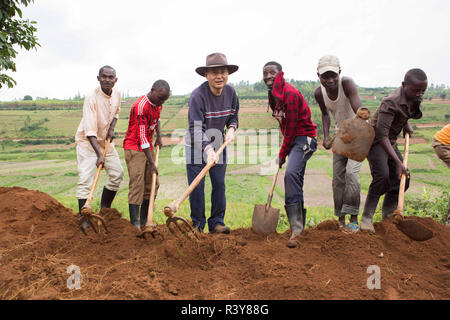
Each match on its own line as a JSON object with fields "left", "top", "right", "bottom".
{"left": 123, "top": 95, "right": 161, "bottom": 152}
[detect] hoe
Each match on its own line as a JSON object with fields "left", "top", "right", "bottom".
{"left": 393, "top": 133, "right": 433, "bottom": 241}
{"left": 79, "top": 138, "right": 110, "bottom": 235}
{"left": 164, "top": 139, "right": 230, "bottom": 239}
{"left": 138, "top": 145, "right": 161, "bottom": 239}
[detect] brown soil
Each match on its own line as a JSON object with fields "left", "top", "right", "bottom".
{"left": 0, "top": 186, "right": 449, "bottom": 300}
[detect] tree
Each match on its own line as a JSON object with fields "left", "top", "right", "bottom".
{"left": 23, "top": 94, "right": 32, "bottom": 100}
{"left": 0, "top": 0, "right": 39, "bottom": 88}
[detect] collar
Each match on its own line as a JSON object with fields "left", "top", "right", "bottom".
{"left": 98, "top": 86, "right": 114, "bottom": 98}
{"left": 399, "top": 86, "right": 422, "bottom": 119}
{"left": 145, "top": 94, "right": 160, "bottom": 109}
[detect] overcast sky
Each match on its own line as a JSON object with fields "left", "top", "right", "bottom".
{"left": 1, "top": 0, "right": 449, "bottom": 101}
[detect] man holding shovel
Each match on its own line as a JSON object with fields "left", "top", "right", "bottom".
{"left": 360, "top": 69, "right": 428, "bottom": 233}
{"left": 263, "top": 61, "right": 317, "bottom": 248}
{"left": 314, "top": 55, "right": 363, "bottom": 232}
{"left": 75, "top": 65, "right": 124, "bottom": 229}
{"left": 123, "top": 80, "right": 170, "bottom": 229}
{"left": 185, "top": 52, "right": 239, "bottom": 234}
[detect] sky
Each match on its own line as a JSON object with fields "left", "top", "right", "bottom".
{"left": 1, "top": 0, "right": 449, "bottom": 101}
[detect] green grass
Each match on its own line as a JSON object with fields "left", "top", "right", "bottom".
{"left": 0, "top": 96, "right": 448, "bottom": 231}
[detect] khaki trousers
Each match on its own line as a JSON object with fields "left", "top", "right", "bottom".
{"left": 432, "top": 139, "right": 450, "bottom": 169}
{"left": 76, "top": 145, "right": 124, "bottom": 199}
{"left": 124, "top": 149, "right": 160, "bottom": 205}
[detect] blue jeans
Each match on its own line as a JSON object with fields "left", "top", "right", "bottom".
{"left": 186, "top": 146, "right": 227, "bottom": 232}
{"left": 284, "top": 136, "right": 317, "bottom": 205}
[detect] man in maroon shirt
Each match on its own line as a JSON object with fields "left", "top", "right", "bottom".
{"left": 263, "top": 61, "right": 318, "bottom": 248}
{"left": 123, "top": 80, "right": 170, "bottom": 229}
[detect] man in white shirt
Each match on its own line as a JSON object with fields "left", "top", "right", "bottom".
{"left": 75, "top": 65, "right": 124, "bottom": 228}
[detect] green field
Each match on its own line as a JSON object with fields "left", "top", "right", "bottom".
{"left": 0, "top": 93, "right": 449, "bottom": 231}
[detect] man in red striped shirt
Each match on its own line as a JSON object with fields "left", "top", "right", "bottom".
{"left": 123, "top": 80, "right": 170, "bottom": 229}
{"left": 263, "top": 61, "right": 318, "bottom": 248}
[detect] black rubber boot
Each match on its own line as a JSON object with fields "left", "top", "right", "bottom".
{"left": 78, "top": 199, "right": 88, "bottom": 230}
{"left": 302, "top": 201, "right": 307, "bottom": 228}
{"left": 78, "top": 199, "right": 87, "bottom": 214}
{"left": 140, "top": 198, "right": 149, "bottom": 228}
{"left": 381, "top": 192, "right": 398, "bottom": 220}
{"left": 100, "top": 187, "right": 117, "bottom": 209}
{"left": 285, "top": 202, "right": 304, "bottom": 248}
{"left": 360, "top": 193, "right": 381, "bottom": 233}
{"left": 128, "top": 204, "right": 140, "bottom": 229}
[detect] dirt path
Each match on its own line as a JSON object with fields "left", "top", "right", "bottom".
{"left": 228, "top": 163, "right": 367, "bottom": 208}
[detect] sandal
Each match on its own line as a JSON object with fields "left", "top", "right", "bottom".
{"left": 344, "top": 222, "right": 360, "bottom": 233}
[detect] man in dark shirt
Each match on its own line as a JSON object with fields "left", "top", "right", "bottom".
{"left": 185, "top": 53, "right": 239, "bottom": 234}
{"left": 360, "top": 69, "right": 428, "bottom": 233}
{"left": 263, "top": 61, "right": 318, "bottom": 248}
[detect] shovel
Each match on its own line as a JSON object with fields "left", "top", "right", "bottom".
{"left": 164, "top": 139, "right": 231, "bottom": 239}
{"left": 392, "top": 133, "right": 433, "bottom": 241}
{"left": 138, "top": 145, "right": 161, "bottom": 239}
{"left": 79, "top": 138, "right": 110, "bottom": 235}
{"left": 251, "top": 166, "right": 280, "bottom": 235}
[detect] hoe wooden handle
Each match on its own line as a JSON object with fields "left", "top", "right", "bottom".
{"left": 266, "top": 166, "right": 280, "bottom": 211}
{"left": 166, "top": 139, "right": 230, "bottom": 214}
{"left": 85, "top": 137, "right": 111, "bottom": 208}
{"left": 146, "top": 146, "right": 160, "bottom": 227}
{"left": 396, "top": 133, "right": 410, "bottom": 216}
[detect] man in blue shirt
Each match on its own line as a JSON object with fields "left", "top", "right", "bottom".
{"left": 185, "top": 52, "right": 239, "bottom": 234}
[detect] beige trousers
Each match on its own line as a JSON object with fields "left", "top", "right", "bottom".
{"left": 124, "top": 149, "right": 160, "bottom": 205}
{"left": 432, "top": 139, "right": 450, "bottom": 169}
{"left": 76, "top": 145, "right": 124, "bottom": 199}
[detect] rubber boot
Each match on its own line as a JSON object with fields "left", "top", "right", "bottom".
{"left": 140, "top": 198, "right": 149, "bottom": 228}
{"left": 128, "top": 204, "right": 140, "bottom": 229}
{"left": 381, "top": 192, "right": 398, "bottom": 220}
{"left": 100, "top": 187, "right": 117, "bottom": 209}
{"left": 78, "top": 199, "right": 88, "bottom": 230}
{"left": 285, "top": 202, "right": 304, "bottom": 248}
{"left": 302, "top": 202, "right": 307, "bottom": 228}
{"left": 360, "top": 193, "right": 380, "bottom": 233}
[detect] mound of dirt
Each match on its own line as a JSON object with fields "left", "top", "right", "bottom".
{"left": 0, "top": 187, "right": 449, "bottom": 300}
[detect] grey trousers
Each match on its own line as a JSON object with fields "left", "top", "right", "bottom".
{"left": 332, "top": 153, "right": 362, "bottom": 216}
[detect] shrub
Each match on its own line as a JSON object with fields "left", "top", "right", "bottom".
{"left": 404, "top": 189, "right": 449, "bottom": 224}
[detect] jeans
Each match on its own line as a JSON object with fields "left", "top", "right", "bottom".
{"left": 284, "top": 136, "right": 317, "bottom": 205}
{"left": 185, "top": 146, "right": 227, "bottom": 232}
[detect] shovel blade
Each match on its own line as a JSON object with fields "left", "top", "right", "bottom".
{"left": 251, "top": 204, "right": 280, "bottom": 235}
{"left": 396, "top": 219, "right": 434, "bottom": 241}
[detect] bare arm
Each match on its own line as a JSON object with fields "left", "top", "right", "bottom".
{"left": 314, "top": 87, "right": 332, "bottom": 149}
{"left": 342, "top": 77, "right": 362, "bottom": 114}
{"left": 143, "top": 147, "right": 158, "bottom": 175}
{"left": 87, "top": 136, "right": 104, "bottom": 168}
{"left": 403, "top": 121, "right": 413, "bottom": 137}
{"left": 106, "top": 118, "right": 117, "bottom": 141}
{"left": 379, "top": 138, "right": 409, "bottom": 180}
{"left": 154, "top": 120, "right": 163, "bottom": 147}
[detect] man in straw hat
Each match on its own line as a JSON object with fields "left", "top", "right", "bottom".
{"left": 185, "top": 52, "right": 239, "bottom": 234}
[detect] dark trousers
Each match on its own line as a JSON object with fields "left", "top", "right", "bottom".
{"left": 366, "top": 142, "right": 410, "bottom": 217}
{"left": 186, "top": 146, "right": 227, "bottom": 232}
{"left": 285, "top": 136, "right": 317, "bottom": 205}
